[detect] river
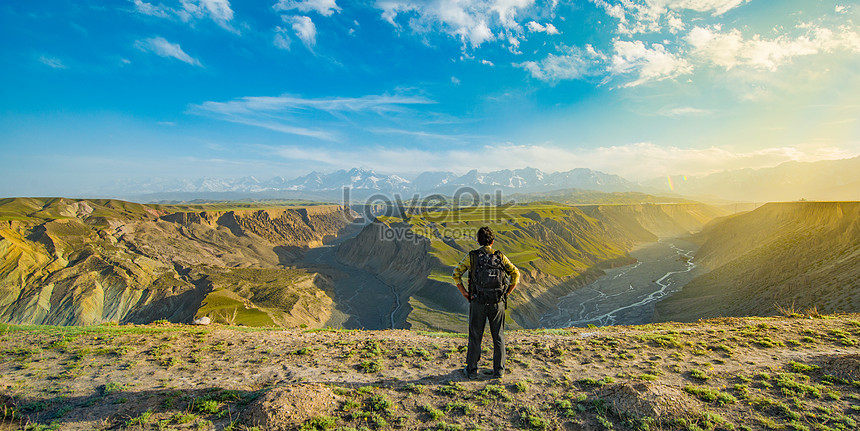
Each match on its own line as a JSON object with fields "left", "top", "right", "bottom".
{"left": 539, "top": 239, "right": 702, "bottom": 328}
{"left": 302, "top": 235, "right": 403, "bottom": 330}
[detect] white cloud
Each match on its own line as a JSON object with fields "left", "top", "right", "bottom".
{"left": 590, "top": 0, "right": 750, "bottom": 36}
{"left": 133, "top": 0, "right": 171, "bottom": 18}
{"left": 134, "top": 36, "right": 203, "bottom": 66}
{"left": 666, "top": 12, "right": 684, "bottom": 33}
{"left": 189, "top": 94, "right": 436, "bottom": 140}
{"left": 132, "top": 0, "right": 235, "bottom": 30}
{"left": 516, "top": 44, "right": 605, "bottom": 82}
{"left": 38, "top": 55, "right": 67, "bottom": 69}
{"left": 609, "top": 40, "right": 692, "bottom": 87}
{"left": 274, "top": 26, "right": 292, "bottom": 50}
{"left": 686, "top": 24, "right": 860, "bottom": 71}
{"left": 657, "top": 106, "right": 711, "bottom": 116}
{"left": 481, "top": 59, "right": 495, "bottom": 66}
{"left": 526, "top": 21, "right": 559, "bottom": 34}
{"left": 274, "top": 0, "right": 341, "bottom": 16}
{"left": 661, "top": 0, "right": 749, "bottom": 15}
{"left": 182, "top": 0, "right": 234, "bottom": 23}
{"left": 376, "top": 0, "right": 542, "bottom": 49}
{"left": 289, "top": 15, "right": 317, "bottom": 47}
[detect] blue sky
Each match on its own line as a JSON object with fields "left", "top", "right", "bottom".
{"left": 2, "top": 0, "right": 859, "bottom": 196}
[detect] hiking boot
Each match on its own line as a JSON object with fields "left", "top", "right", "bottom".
{"left": 492, "top": 370, "right": 504, "bottom": 379}
{"left": 463, "top": 366, "right": 477, "bottom": 380}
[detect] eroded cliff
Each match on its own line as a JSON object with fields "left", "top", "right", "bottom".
{"left": 336, "top": 203, "right": 725, "bottom": 330}
{"left": 655, "top": 201, "right": 860, "bottom": 322}
{"left": 0, "top": 198, "right": 354, "bottom": 326}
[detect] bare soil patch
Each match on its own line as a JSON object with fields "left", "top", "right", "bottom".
{"left": 2, "top": 314, "right": 860, "bottom": 430}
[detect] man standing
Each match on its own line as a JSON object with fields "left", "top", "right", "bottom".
{"left": 452, "top": 226, "right": 520, "bottom": 379}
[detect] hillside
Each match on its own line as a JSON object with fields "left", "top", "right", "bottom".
{"left": 0, "top": 198, "right": 356, "bottom": 327}
{"left": 337, "top": 203, "right": 727, "bottom": 331}
{"left": 3, "top": 314, "right": 860, "bottom": 430}
{"left": 655, "top": 202, "right": 860, "bottom": 322}
{"left": 649, "top": 157, "right": 860, "bottom": 202}
{"left": 509, "top": 189, "right": 695, "bottom": 206}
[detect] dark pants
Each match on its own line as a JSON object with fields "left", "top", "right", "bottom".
{"left": 466, "top": 300, "right": 506, "bottom": 374}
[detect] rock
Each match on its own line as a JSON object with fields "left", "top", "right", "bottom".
{"left": 192, "top": 316, "right": 211, "bottom": 325}
{"left": 242, "top": 384, "right": 340, "bottom": 430}
{"left": 596, "top": 381, "right": 699, "bottom": 422}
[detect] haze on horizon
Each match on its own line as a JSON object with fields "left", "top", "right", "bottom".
{"left": 2, "top": 0, "right": 859, "bottom": 197}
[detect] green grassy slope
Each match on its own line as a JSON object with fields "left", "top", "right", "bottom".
{"left": 509, "top": 188, "right": 696, "bottom": 205}
{"left": 338, "top": 203, "right": 726, "bottom": 330}
{"left": 655, "top": 202, "right": 860, "bottom": 322}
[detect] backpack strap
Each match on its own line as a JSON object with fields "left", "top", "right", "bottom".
{"left": 467, "top": 249, "right": 479, "bottom": 295}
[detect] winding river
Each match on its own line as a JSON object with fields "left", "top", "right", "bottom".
{"left": 304, "top": 234, "right": 701, "bottom": 330}
{"left": 539, "top": 239, "right": 702, "bottom": 328}
{"left": 302, "top": 236, "right": 403, "bottom": 330}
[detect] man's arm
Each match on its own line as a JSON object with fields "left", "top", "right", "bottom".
{"left": 452, "top": 253, "right": 471, "bottom": 301}
{"left": 501, "top": 254, "right": 520, "bottom": 295}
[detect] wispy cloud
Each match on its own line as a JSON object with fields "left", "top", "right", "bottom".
{"left": 609, "top": 40, "right": 692, "bottom": 87}
{"left": 288, "top": 15, "right": 317, "bottom": 48}
{"left": 189, "top": 94, "right": 437, "bottom": 140}
{"left": 516, "top": 44, "right": 605, "bottom": 82}
{"left": 376, "top": 0, "right": 552, "bottom": 50}
{"left": 274, "top": 0, "right": 341, "bottom": 17}
{"left": 367, "top": 127, "right": 482, "bottom": 141}
{"left": 273, "top": 26, "right": 292, "bottom": 50}
{"left": 38, "top": 55, "right": 67, "bottom": 69}
{"left": 132, "top": 0, "right": 171, "bottom": 18}
{"left": 686, "top": 24, "right": 860, "bottom": 71}
{"left": 526, "top": 21, "right": 559, "bottom": 34}
{"left": 134, "top": 37, "right": 203, "bottom": 66}
{"left": 132, "top": 0, "right": 236, "bottom": 31}
{"left": 518, "top": 40, "right": 691, "bottom": 87}
{"left": 656, "top": 106, "right": 712, "bottom": 116}
{"left": 589, "top": 0, "right": 750, "bottom": 36}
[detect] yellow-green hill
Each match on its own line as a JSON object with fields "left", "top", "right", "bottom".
{"left": 0, "top": 198, "right": 354, "bottom": 327}
{"left": 337, "top": 203, "right": 727, "bottom": 331}
{"left": 656, "top": 202, "right": 860, "bottom": 322}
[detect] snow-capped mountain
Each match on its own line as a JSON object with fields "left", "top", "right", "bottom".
{"left": 107, "top": 167, "right": 641, "bottom": 200}
{"left": 283, "top": 168, "right": 412, "bottom": 192}
{"left": 415, "top": 167, "right": 636, "bottom": 193}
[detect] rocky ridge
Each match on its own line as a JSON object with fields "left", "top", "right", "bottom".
{"left": 655, "top": 201, "right": 860, "bottom": 322}
{"left": 0, "top": 198, "right": 355, "bottom": 327}
{"left": 337, "top": 203, "right": 727, "bottom": 331}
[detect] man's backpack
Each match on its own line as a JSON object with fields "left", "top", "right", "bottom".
{"left": 468, "top": 249, "right": 509, "bottom": 304}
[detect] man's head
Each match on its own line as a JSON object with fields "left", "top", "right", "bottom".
{"left": 477, "top": 226, "right": 494, "bottom": 246}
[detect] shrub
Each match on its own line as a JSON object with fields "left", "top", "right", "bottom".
{"left": 359, "top": 360, "right": 381, "bottom": 373}
{"left": 519, "top": 406, "right": 549, "bottom": 430}
{"left": 423, "top": 404, "right": 444, "bottom": 421}
{"left": 514, "top": 381, "right": 529, "bottom": 393}
{"left": 690, "top": 369, "right": 710, "bottom": 381}
{"left": 300, "top": 416, "right": 336, "bottom": 431}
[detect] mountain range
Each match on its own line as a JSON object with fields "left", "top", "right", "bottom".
{"left": 103, "top": 167, "right": 639, "bottom": 201}
{"left": 97, "top": 156, "right": 860, "bottom": 203}
{"left": 644, "top": 156, "right": 860, "bottom": 202}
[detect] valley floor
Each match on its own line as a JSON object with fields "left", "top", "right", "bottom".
{"left": 2, "top": 314, "right": 860, "bottom": 430}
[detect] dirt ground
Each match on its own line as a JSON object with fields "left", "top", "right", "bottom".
{"left": 2, "top": 314, "right": 860, "bottom": 430}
